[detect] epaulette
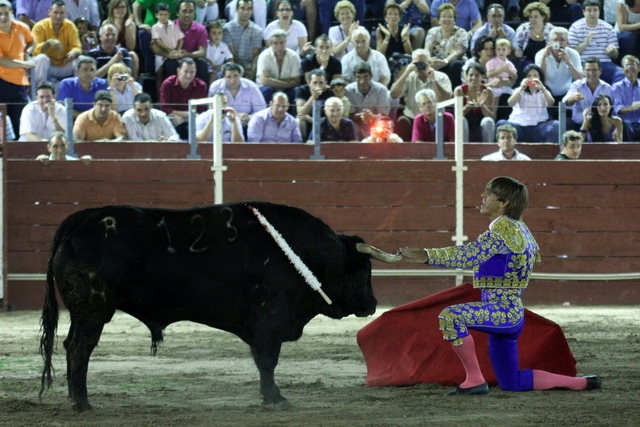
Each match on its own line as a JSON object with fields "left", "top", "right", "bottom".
{"left": 491, "top": 217, "right": 525, "bottom": 253}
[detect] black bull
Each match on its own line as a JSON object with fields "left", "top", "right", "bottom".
{"left": 39, "top": 202, "right": 400, "bottom": 410}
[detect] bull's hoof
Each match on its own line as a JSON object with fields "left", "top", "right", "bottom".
{"left": 261, "top": 397, "right": 289, "bottom": 411}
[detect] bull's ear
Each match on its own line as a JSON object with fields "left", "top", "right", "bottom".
{"left": 356, "top": 243, "right": 402, "bottom": 263}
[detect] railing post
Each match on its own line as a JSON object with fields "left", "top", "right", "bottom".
{"left": 210, "top": 94, "right": 227, "bottom": 204}
{"left": 65, "top": 98, "right": 75, "bottom": 155}
{"left": 309, "top": 100, "right": 324, "bottom": 160}
{"left": 434, "top": 105, "right": 447, "bottom": 159}
{"left": 559, "top": 102, "right": 566, "bottom": 145}
{"left": 187, "top": 99, "right": 201, "bottom": 159}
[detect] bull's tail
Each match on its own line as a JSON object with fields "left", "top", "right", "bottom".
{"left": 39, "top": 230, "right": 61, "bottom": 402}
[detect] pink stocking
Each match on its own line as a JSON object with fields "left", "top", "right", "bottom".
{"left": 451, "top": 335, "right": 486, "bottom": 388}
{"left": 533, "top": 370, "right": 587, "bottom": 390}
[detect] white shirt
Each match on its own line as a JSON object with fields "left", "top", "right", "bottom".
{"left": 341, "top": 49, "right": 391, "bottom": 83}
{"left": 195, "top": 110, "right": 244, "bottom": 142}
{"left": 263, "top": 20, "right": 307, "bottom": 53}
{"left": 19, "top": 101, "right": 67, "bottom": 141}
{"left": 482, "top": 150, "right": 531, "bottom": 161}
{"left": 535, "top": 47, "right": 583, "bottom": 97}
{"left": 508, "top": 89, "right": 550, "bottom": 126}
{"left": 256, "top": 47, "right": 302, "bottom": 88}
{"left": 122, "top": 108, "right": 181, "bottom": 141}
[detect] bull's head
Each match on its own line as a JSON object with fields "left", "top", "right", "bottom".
{"left": 356, "top": 244, "right": 403, "bottom": 263}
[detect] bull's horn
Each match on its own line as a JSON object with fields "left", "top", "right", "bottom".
{"left": 356, "top": 243, "right": 403, "bottom": 263}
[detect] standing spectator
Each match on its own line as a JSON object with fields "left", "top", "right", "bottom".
{"left": 263, "top": 0, "right": 308, "bottom": 54}
{"left": 615, "top": 0, "right": 640, "bottom": 62}
{"left": 301, "top": 35, "right": 343, "bottom": 83}
{"left": 123, "top": 92, "right": 181, "bottom": 141}
{"left": 319, "top": 0, "right": 364, "bottom": 37}
{"left": 195, "top": 90, "right": 244, "bottom": 143}
{"left": 455, "top": 63, "right": 496, "bottom": 142}
{"left": 87, "top": 23, "right": 133, "bottom": 78}
{"left": 375, "top": 3, "right": 412, "bottom": 59}
{"left": 556, "top": 130, "right": 583, "bottom": 159}
{"left": 411, "top": 88, "right": 455, "bottom": 143}
{"left": 535, "top": 26, "right": 584, "bottom": 110}
{"left": 430, "top": 0, "right": 482, "bottom": 34}
{"left": 569, "top": 0, "right": 625, "bottom": 85}
{"left": 345, "top": 62, "right": 391, "bottom": 139}
{"left": 341, "top": 27, "right": 391, "bottom": 85}
{"left": 208, "top": 62, "right": 266, "bottom": 128}
{"left": 497, "top": 64, "right": 559, "bottom": 143}
{"left": 581, "top": 94, "right": 623, "bottom": 142}
{"left": 73, "top": 90, "right": 127, "bottom": 142}
{"left": 247, "top": 92, "right": 303, "bottom": 143}
{"left": 328, "top": 0, "right": 357, "bottom": 60}
{"left": 425, "top": 3, "right": 469, "bottom": 89}
{"left": 562, "top": 57, "right": 613, "bottom": 131}
{"left": 223, "top": 0, "right": 263, "bottom": 81}
{"left": 295, "top": 68, "right": 334, "bottom": 139}
{"left": 256, "top": 29, "right": 302, "bottom": 107}
{"left": 154, "top": 0, "right": 209, "bottom": 83}
{"left": 612, "top": 54, "right": 640, "bottom": 141}
{"left": 390, "top": 49, "right": 452, "bottom": 141}
{"left": 481, "top": 124, "right": 531, "bottom": 160}
{"left": 19, "top": 81, "right": 66, "bottom": 141}
{"left": 309, "top": 96, "right": 357, "bottom": 142}
{"left": 63, "top": 0, "right": 100, "bottom": 29}
{"left": 514, "top": 2, "right": 554, "bottom": 66}
{"left": 385, "top": 0, "right": 429, "bottom": 50}
{"left": 204, "top": 20, "right": 233, "bottom": 82}
{"left": 133, "top": 0, "right": 179, "bottom": 74}
{"left": 0, "top": 0, "right": 35, "bottom": 139}
{"left": 57, "top": 56, "right": 108, "bottom": 117}
{"left": 103, "top": 0, "right": 139, "bottom": 78}
{"left": 159, "top": 57, "right": 208, "bottom": 139}
{"left": 107, "top": 63, "right": 141, "bottom": 113}
{"left": 16, "top": 0, "right": 53, "bottom": 28}
{"left": 469, "top": 3, "right": 517, "bottom": 53}
{"left": 31, "top": 0, "right": 82, "bottom": 85}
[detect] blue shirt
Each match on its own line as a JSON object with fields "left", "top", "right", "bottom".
{"left": 247, "top": 108, "right": 303, "bottom": 143}
{"left": 470, "top": 22, "right": 517, "bottom": 52}
{"left": 57, "top": 76, "right": 108, "bottom": 112}
{"left": 309, "top": 117, "right": 357, "bottom": 142}
{"left": 430, "top": 0, "right": 481, "bottom": 31}
{"left": 612, "top": 77, "right": 640, "bottom": 122}
{"left": 562, "top": 78, "right": 612, "bottom": 124}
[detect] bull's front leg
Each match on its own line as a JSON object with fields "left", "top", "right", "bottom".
{"left": 250, "top": 340, "right": 287, "bottom": 408}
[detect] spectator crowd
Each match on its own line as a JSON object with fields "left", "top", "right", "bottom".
{"left": 2, "top": 0, "right": 640, "bottom": 152}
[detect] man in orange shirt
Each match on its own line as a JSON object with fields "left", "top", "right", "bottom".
{"left": 31, "top": 0, "right": 82, "bottom": 86}
{"left": 0, "top": 0, "right": 36, "bottom": 139}
{"left": 73, "top": 90, "right": 127, "bottom": 142}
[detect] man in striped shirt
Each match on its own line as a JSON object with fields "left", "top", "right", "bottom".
{"left": 568, "top": 0, "right": 624, "bottom": 85}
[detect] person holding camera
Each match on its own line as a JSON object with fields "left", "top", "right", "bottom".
{"left": 390, "top": 49, "right": 452, "bottom": 142}
{"left": 361, "top": 116, "right": 403, "bottom": 143}
{"left": 107, "top": 63, "right": 142, "bottom": 113}
{"left": 196, "top": 90, "right": 244, "bottom": 143}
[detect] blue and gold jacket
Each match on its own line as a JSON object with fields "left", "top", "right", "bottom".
{"left": 425, "top": 216, "right": 541, "bottom": 289}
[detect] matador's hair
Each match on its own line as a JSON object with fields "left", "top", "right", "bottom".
{"left": 485, "top": 177, "right": 528, "bottom": 221}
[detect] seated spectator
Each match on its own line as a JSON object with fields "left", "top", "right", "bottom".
{"left": 328, "top": 0, "right": 357, "bottom": 60}
{"left": 103, "top": 0, "right": 139, "bottom": 61}
{"left": 36, "top": 131, "right": 92, "bottom": 163}
{"left": 481, "top": 124, "right": 532, "bottom": 160}
{"left": 341, "top": 27, "right": 391, "bottom": 86}
{"left": 486, "top": 38, "right": 517, "bottom": 117}
{"left": 196, "top": 0, "right": 218, "bottom": 25}
{"left": 386, "top": 0, "right": 429, "bottom": 50}
{"left": 31, "top": 0, "right": 82, "bottom": 85}
{"left": 562, "top": 57, "right": 613, "bottom": 131}
{"left": 19, "top": 81, "right": 66, "bottom": 141}
{"left": 205, "top": 20, "right": 233, "bottom": 83}
{"left": 535, "top": 26, "right": 584, "bottom": 111}
{"left": 455, "top": 63, "right": 496, "bottom": 142}
{"left": 160, "top": 57, "right": 208, "bottom": 139}
{"left": 123, "top": 92, "right": 180, "bottom": 141}
{"left": 514, "top": 2, "right": 554, "bottom": 66}
{"left": 132, "top": 0, "right": 179, "bottom": 74}
{"left": 150, "top": 3, "right": 183, "bottom": 74}
{"left": 345, "top": 62, "right": 392, "bottom": 139}
{"left": 308, "top": 96, "right": 356, "bottom": 142}
{"left": 63, "top": 0, "right": 100, "bottom": 29}
{"left": 208, "top": 62, "right": 267, "bottom": 128}
{"left": 411, "top": 88, "right": 454, "bottom": 143}
{"left": 390, "top": 49, "right": 453, "bottom": 141}
{"left": 74, "top": 16, "right": 98, "bottom": 54}
{"left": 546, "top": 0, "right": 583, "bottom": 24}
{"left": 223, "top": 0, "right": 263, "bottom": 80}
{"left": 461, "top": 35, "right": 495, "bottom": 83}
{"left": 497, "top": 64, "right": 559, "bottom": 143}
{"left": 613, "top": 54, "right": 640, "bottom": 141}
{"left": 87, "top": 23, "right": 133, "bottom": 79}
{"left": 319, "top": 0, "right": 364, "bottom": 38}
{"left": 295, "top": 69, "right": 334, "bottom": 140}
{"left": 569, "top": 0, "right": 625, "bottom": 85}
{"left": 263, "top": 0, "right": 308, "bottom": 54}
{"left": 0, "top": 111, "right": 16, "bottom": 141}
{"left": 425, "top": 3, "right": 469, "bottom": 89}
{"left": 247, "top": 92, "right": 303, "bottom": 143}
{"left": 73, "top": 90, "right": 127, "bottom": 142}
{"left": 361, "top": 116, "right": 403, "bottom": 143}
{"left": 469, "top": 3, "right": 517, "bottom": 54}
{"left": 226, "top": 0, "right": 267, "bottom": 31}
{"left": 430, "top": 0, "right": 482, "bottom": 33}
{"left": 615, "top": 0, "right": 640, "bottom": 60}
{"left": 154, "top": 0, "right": 209, "bottom": 83}
{"left": 375, "top": 3, "right": 412, "bottom": 60}
{"left": 256, "top": 29, "right": 302, "bottom": 109}
{"left": 196, "top": 91, "right": 244, "bottom": 143}
{"left": 329, "top": 78, "right": 350, "bottom": 117}
{"left": 107, "top": 64, "right": 142, "bottom": 114}
{"left": 301, "top": 35, "right": 343, "bottom": 83}
{"left": 556, "top": 130, "right": 583, "bottom": 160}
{"left": 17, "top": 0, "right": 54, "bottom": 28}
{"left": 580, "top": 94, "right": 623, "bottom": 142}
{"left": 57, "top": 56, "right": 108, "bottom": 118}
{"left": 272, "top": 0, "right": 318, "bottom": 41}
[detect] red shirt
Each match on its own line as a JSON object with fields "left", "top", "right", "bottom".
{"left": 159, "top": 74, "right": 208, "bottom": 115}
